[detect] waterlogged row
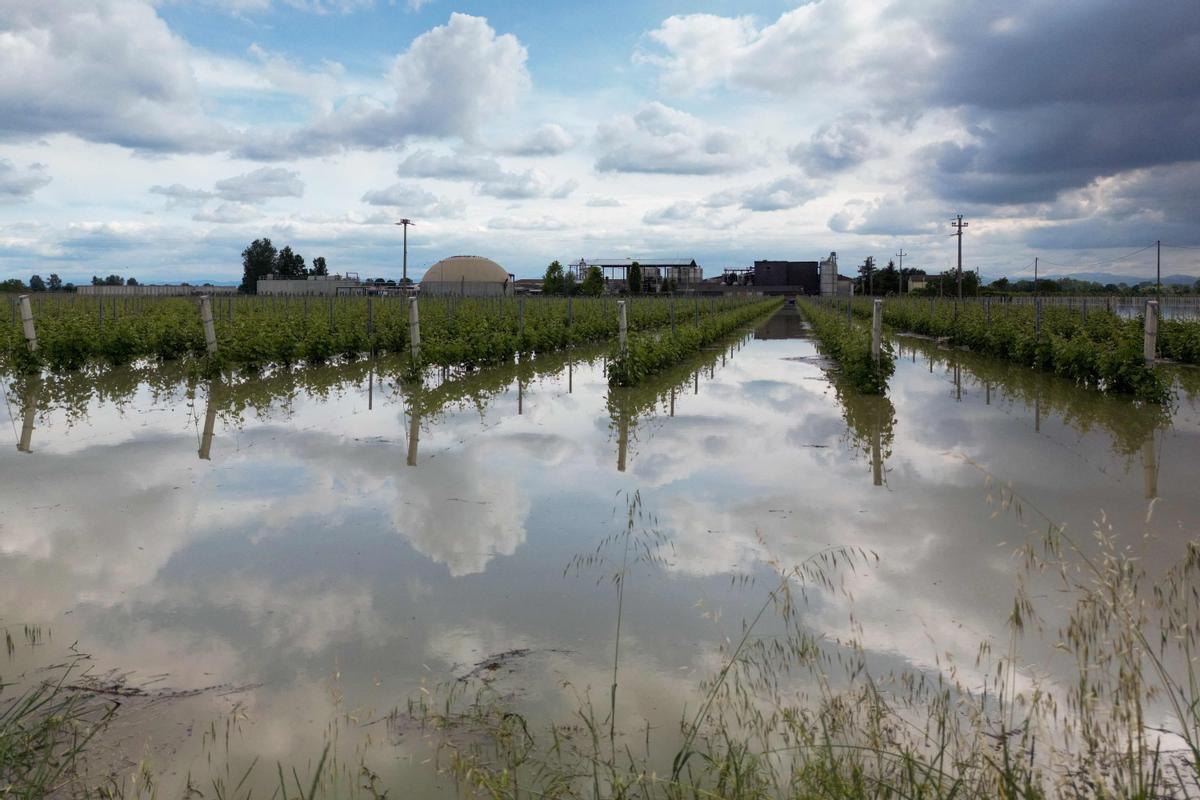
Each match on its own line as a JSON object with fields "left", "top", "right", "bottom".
{"left": 0, "top": 293, "right": 767, "bottom": 375}
{"left": 605, "top": 297, "right": 782, "bottom": 386}
{"left": 797, "top": 299, "right": 895, "bottom": 394}
{"left": 840, "top": 295, "right": 1175, "bottom": 402}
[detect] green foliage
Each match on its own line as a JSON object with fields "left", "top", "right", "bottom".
{"left": 1, "top": 294, "right": 775, "bottom": 380}
{"left": 28, "top": 274, "right": 45, "bottom": 292}
{"left": 47, "top": 274, "right": 62, "bottom": 292}
{"left": 580, "top": 266, "right": 604, "bottom": 296}
{"left": 240, "top": 238, "right": 277, "bottom": 293}
{"left": 310, "top": 256, "right": 328, "bottom": 276}
{"left": 542, "top": 260, "right": 565, "bottom": 295}
{"left": 876, "top": 296, "right": 1172, "bottom": 402}
{"left": 273, "top": 245, "right": 306, "bottom": 278}
{"left": 799, "top": 300, "right": 895, "bottom": 394}
{"left": 1, "top": 278, "right": 27, "bottom": 292}
{"left": 606, "top": 298, "right": 782, "bottom": 386}
{"left": 627, "top": 261, "right": 642, "bottom": 295}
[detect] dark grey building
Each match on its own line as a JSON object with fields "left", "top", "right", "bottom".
{"left": 753, "top": 260, "right": 820, "bottom": 294}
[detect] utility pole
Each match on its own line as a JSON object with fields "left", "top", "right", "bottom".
{"left": 1156, "top": 239, "right": 1161, "bottom": 297}
{"left": 951, "top": 214, "right": 968, "bottom": 300}
{"left": 395, "top": 219, "right": 414, "bottom": 287}
{"left": 1034, "top": 256, "right": 1038, "bottom": 296}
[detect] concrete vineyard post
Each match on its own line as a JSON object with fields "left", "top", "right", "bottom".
{"left": 18, "top": 295, "right": 37, "bottom": 352}
{"left": 519, "top": 297, "right": 525, "bottom": 340}
{"left": 985, "top": 296, "right": 991, "bottom": 326}
{"left": 1144, "top": 300, "right": 1158, "bottom": 365}
{"left": 694, "top": 297, "right": 699, "bottom": 325}
{"left": 367, "top": 295, "right": 374, "bottom": 347}
{"left": 617, "top": 300, "right": 628, "bottom": 355}
{"left": 670, "top": 296, "right": 676, "bottom": 335}
{"left": 1035, "top": 298, "right": 1042, "bottom": 343}
{"left": 199, "top": 295, "right": 218, "bottom": 354}
{"left": 871, "top": 299, "right": 882, "bottom": 362}
{"left": 567, "top": 296, "right": 573, "bottom": 327}
{"left": 408, "top": 297, "right": 421, "bottom": 358}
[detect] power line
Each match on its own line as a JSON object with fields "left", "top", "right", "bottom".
{"left": 1034, "top": 243, "right": 1155, "bottom": 269}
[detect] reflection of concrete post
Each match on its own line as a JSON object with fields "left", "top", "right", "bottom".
{"left": 955, "top": 364, "right": 961, "bottom": 401}
{"left": 694, "top": 370, "right": 698, "bottom": 394}
{"left": 871, "top": 409, "right": 882, "bottom": 487}
{"left": 1144, "top": 300, "right": 1158, "bottom": 365}
{"left": 1142, "top": 433, "right": 1158, "bottom": 500}
{"left": 518, "top": 377, "right": 523, "bottom": 415}
{"left": 407, "top": 403, "right": 420, "bottom": 467}
{"left": 199, "top": 382, "right": 217, "bottom": 460}
{"left": 670, "top": 387, "right": 675, "bottom": 417}
{"left": 985, "top": 381, "right": 991, "bottom": 405}
{"left": 408, "top": 298, "right": 421, "bottom": 358}
{"left": 199, "top": 295, "right": 217, "bottom": 354}
{"left": 1035, "top": 394, "right": 1041, "bottom": 432}
{"left": 617, "top": 408, "right": 628, "bottom": 472}
{"left": 18, "top": 295, "right": 37, "bottom": 352}
{"left": 568, "top": 361, "right": 573, "bottom": 393}
{"left": 17, "top": 379, "right": 39, "bottom": 453}
{"left": 368, "top": 365, "right": 374, "bottom": 411}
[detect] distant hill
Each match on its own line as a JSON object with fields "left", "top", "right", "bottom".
{"left": 1054, "top": 272, "right": 1197, "bottom": 286}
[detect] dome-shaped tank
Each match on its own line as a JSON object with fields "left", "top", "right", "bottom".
{"left": 420, "top": 256, "right": 511, "bottom": 295}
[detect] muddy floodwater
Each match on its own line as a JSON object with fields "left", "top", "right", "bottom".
{"left": 2, "top": 307, "right": 1199, "bottom": 794}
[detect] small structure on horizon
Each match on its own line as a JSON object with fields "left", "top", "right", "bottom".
{"left": 819, "top": 252, "right": 839, "bottom": 296}
{"left": 569, "top": 258, "right": 702, "bottom": 292}
{"left": 258, "top": 274, "right": 362, "bottom": 296}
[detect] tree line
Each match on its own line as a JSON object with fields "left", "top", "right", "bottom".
{"left": 240, "top": 238, "right": 328, "bottom": 293}
{"left": 854, "top": 257, "right": 1200, "bottom": 297}
{"left": 0, "top": 274, "right": 138, "bottom": 293}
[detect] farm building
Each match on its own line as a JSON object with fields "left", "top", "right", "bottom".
{"left": 257, "top": 275, "right": 362, "bottom": 296}
{"left": 420, "top": 256, "right": 513, "bottom": 296}
{"left": 77, "top": 284, "right": 238, "bottom": 297}
{"left": 753, "top": 260, "right": 820, "bottom": 294}
{"left": 568, "top": 258, "right": 703, "bottom": 292}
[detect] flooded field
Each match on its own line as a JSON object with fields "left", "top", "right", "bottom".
{"left": 2, "top": 307, "right": 1199, "bottom": 796}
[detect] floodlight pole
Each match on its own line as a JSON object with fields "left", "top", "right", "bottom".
{"left": 395, "top": 219, "right": 414, "bottom": 286}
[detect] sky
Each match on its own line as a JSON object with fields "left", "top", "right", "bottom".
{"left": 0, "top": 0, "right": 1198, "bottom": 284}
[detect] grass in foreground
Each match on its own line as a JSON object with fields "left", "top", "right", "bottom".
{"left": 412, "top": 486, "right": 1199, "bottom": 799}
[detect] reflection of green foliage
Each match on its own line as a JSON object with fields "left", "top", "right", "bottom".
{"left": 606, "top": 330, "right": 752, "bottom": 455}
{"left": 833, "top": 380, "right": 896, "bottom": 464}
{"left": 896, "top": 335, "right": 1169, "bottom": 458}
{"left": 4, "top": 343, "right": 612, "bottom": 436}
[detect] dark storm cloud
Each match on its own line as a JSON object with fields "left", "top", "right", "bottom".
{"left": 914, "top": 0, "right": 1200, "bottom": 206}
